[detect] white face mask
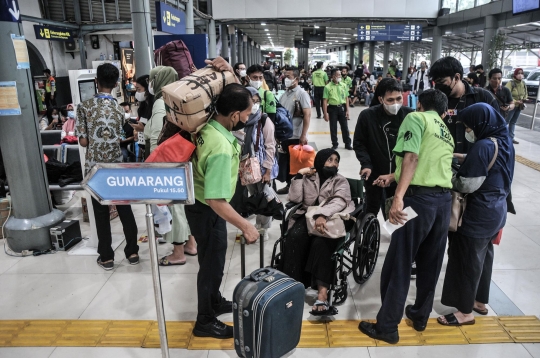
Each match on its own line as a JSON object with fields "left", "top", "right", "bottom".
{"left": 239, "top": 70, "right": 247, "bottom": 77}
{"left": 135, "top": 91, "right": 146, "bottom": 102}
{"left": 465, "top": 130, "right": 476, "bottom": 143}
{"left": 148, "top": 80, "right": 155, "bottom": 95}
{"left": 249, "top": 79, "right": 262, "bottom": 90}
{"left": 124, "top": 113, "right": 131, "bottom": 120}
{"left": 251, "top": 103, "right": 260, "bottom": 114}
{"left": 383, "top": 102, "right": 402, "bottom": 115}
{"left": 284, "top": 78, "right": 295, "bottom": 88}
{"left": 52, "top": 115, "right": 59, "bottom": 119}
{"left": 335, "top": 77, "right": 342, "bottom": 83}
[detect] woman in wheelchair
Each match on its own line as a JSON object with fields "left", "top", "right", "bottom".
{"left": 283, "top": 148, "right": 355, "bottom": 316}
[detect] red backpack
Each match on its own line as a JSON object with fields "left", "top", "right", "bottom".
{"left": 154, "top": 40, "right": 197, "bottom": 79}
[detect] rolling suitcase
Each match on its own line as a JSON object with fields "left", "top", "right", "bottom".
{"left": 408, "top": 93, "right": 417, "bottom": 110}
{"left": 234, "top": 237, "right": 304, "bottom": 358}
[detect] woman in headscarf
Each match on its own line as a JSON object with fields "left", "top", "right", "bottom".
{"left": 505, "top": 67, "right": 527, "bottom": 144}
{"left": 130, "top": 74, "right": 155, "bottom": 161}
{"left": 284, "top": 148, "right": 355, "bottom": 316}
{"left": 438, "top": 103, "right": 515, "bottom": 326}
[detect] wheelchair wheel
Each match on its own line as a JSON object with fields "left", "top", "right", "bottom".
{"left": 352, "top": 213, "right": 380, "bottom": 284}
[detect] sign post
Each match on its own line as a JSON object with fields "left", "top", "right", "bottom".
{"left": 82, "top": 162, "right": 195, "bottom": 358}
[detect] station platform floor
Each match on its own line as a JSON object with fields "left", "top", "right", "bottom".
{"left": 1, "top": 105, "right": 540, "bottom": 357}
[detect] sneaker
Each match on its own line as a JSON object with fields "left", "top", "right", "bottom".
{"left": 345, "top": 145, "right": 353, "bottom": 150}
{"left": 411, "top": 262, "right": 417, "bottom": 279}
{"left": 213, "top": 297, "right": 233, "bottom": 316}
{"left": 97, "top": 256, "right": 114, "bottom": 270}
{"left": 512, "top": 139, "right": 519, "bottom": 144}
{"left": 193, "top": 318, "right": 233, "bottom": 339}
{"left": 316, "top": 116, "right": 321, "bottom": 119}
{"left": 276, "top": 186, "right": 289, "bottom": 195}
{"left": 127, "top": 255, "right": 139, "bottom": 265}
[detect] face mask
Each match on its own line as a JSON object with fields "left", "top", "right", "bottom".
{"left": 239, "top": 70, "right": 247, "bottom": 77}
{"left": 322, "top": 166, "right": 338, "bottom": 177}
{"left": 251, "top": 103, "right": 260, "bottom": 114}
{"left": 124, "top": 113, "right": 131, "bottom": 120}
{"left": 435, "top": 79, "right": 456, "bottom": 97}
{"left": 135, "top": 92, "right": 147, "bottom": 102}
{"left": 231, "top": 113, "right": 246, "bottom": 131}
{"left": 465, "top": 130, "right": 476, "bottom": 143}
{"left": 383, "top": 102, "right": 402, "bottom": 115}
{"left": 342, "top": 73, "right": 347, "bottom": 78}
{"left": 52, "top": 115, "right": 59, "bottom": 119}
{"left": 67, "top": 111, "right": 75, "bottom": 119}
{"left": 335, "top": 78, "right": 342, "bottom": 83}
{"left": 148, "top": 80, "right": 155, "bottom": 95}
{"left": 249, "top": 79, "right": 262, "bottom": 90}
{"left": 284, "top": 78, "right": 295, "bottom": 88}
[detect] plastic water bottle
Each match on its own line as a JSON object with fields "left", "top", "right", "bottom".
{"left": 100, "top": 53, "right": 104, "bottom": 61}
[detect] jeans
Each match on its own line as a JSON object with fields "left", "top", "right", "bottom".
{"left": 506, "top": 108, "right": 521, "bottom": 139}
{"left": 363, "top": 93, "right": 374, "bottom": 106}
{"left": 328, "top": 105, "right": 351, "bottom": 148}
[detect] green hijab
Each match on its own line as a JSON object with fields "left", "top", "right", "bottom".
{"left": 149, "top": 66, "right": 178, "bottom": 99}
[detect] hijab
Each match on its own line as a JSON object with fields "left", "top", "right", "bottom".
{"left": 314, "top": 148, "right": 340, "bottom": 185}
{"left": 242, "top": 87, "right": 263, "bottom": 157}
{"left": 149, "top": 66, "right": 178, "bottom": 99}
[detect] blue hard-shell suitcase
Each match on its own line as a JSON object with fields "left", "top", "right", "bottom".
{"left": 408, "top": 93, "right": 417, "bottom": 110}
{"left": 233, "top": 267, "right": 304, "bottom": 358}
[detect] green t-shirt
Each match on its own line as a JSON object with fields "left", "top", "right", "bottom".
{"left": 323, "top": 81, "right": 348, "bottom": 105}
{"left": 342, "top": 76, "right": 352, "bottom": 90}
{"left": 312, "top": 69, "right": 329, "bottom": 87}
{"left": 393, "top": 111, "right": 454, "bottom": 189}
{"left": 259, "top": 88, "right": 277, "bottom": 114}
{"left": 191, "top": 119, "right": 240, "bottom": 204}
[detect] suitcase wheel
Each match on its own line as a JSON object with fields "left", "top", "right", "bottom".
{"left": 243, "top": 310, "right": 250, "bottom": 317}
{"left": 233, "top": 302, "right": 238, "bottom": 309}
{"left": 245, "top": 346, "right": 251, "bottom": 353}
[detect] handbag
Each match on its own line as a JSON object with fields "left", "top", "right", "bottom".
{"left": 449, "top": 137, "right": 498, "bottom": 232}
{"left": 239, "top": 122, "right": 263, "bottom": 186}
{"left": 306, "top": 196, "right": 353, "bottom": 239}
{"left": 293, "top": 94, "right": 304, "bottom": 118}
{"left": 145, "top": 132, "right": 196, "bottom": 163}
{"left": 289, "top": 144, "right": 316, "bottom": 175}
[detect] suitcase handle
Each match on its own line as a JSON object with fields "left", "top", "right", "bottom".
{"left": 250, "top": 268, "right": 273, "bottom": 282}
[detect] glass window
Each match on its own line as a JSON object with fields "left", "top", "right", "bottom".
{"left": 457, "top": 0, "right": 475, "bottom": 11}
{"left": 442, "top": 0, "right": 457, "bottom": 13}
{"left": 476, "top": 0, "right": 492, "bottom": 5}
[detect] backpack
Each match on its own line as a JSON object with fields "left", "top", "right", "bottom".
{"left": 264, "top": 91, "right": 293, "bottom": 142}
{"left": 263, "top": 71, "right": 275, "bottom": 90}
{"left": 154, "top": 40, "right": 197, "bottom": 80}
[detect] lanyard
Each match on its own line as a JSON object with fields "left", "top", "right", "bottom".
{"left": 95, "top": 94, "right": 116, "bottom": 101}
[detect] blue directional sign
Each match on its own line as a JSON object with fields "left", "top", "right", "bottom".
{"left": 357, "top": 24, "right": 422, "bottom": 42}
{"left": 0, "top": 0, "right": 20, "bottom": 23}
{"left": 82, "top": 163, "right": 194, "bottom": 205}
{"left": 155, "top": 1, "right": 186, "bottom": 35}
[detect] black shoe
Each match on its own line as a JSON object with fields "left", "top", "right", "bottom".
{"left": 316, "top": 116, "right": 321, "bottom": 119}
{"left": 97, "top": 256, "right": 114, "bottom": 271}
{"left": 350, "top": 104, "right": 355, "bottom": 108}
{"left": 332, "top": 145, "right": 338, "bottom": 150}
{"left": 411, "top": 262, "right": 417, "bottom": 279}
{"left": 358, "top": 321, "right": 399, "bottom": 344}
{"left": 213, "top": 298, "right": 233, "bottom": 317}
{"left": 513, "top": 139, "right": 519, "bottom": 144}
{"left": 193, "top": 318, "right": 233, "bottom": 339}
{"left": 405, "top": 305, "right": 426, "bottom": 332}
{"left": 276, "top": 186, "right": 289, "bottom": 195}
{"left": 127, "top": 255, "right": 139, "bottom": 265}
{"left": 345, "top": 145, "right": 353, "bottom": 150}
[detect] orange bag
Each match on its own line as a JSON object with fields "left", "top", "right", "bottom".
{"left": 146, "top": 133, "right": 196, "bottom": 163}
{"left": 289, "top": 145, "right": 316, "bottom": 175}
{"left": 492, "top": 229, "right": 503, "bottom": 245}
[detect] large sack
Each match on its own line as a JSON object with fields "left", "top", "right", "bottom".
{"left": 154, "top": 40, "right": 196, "bottom": 80}
{"left": 162, "top": 66, "right": 237, "bottom": 133}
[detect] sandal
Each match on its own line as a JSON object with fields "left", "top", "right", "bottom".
{"left": 184, "top": 250, "right": 198, "bottom": 256}
{"left": 139, "top": 235, "right": 148, "bottom": 243}
{"left": 437, "top": 313, "right": 475, "bottom": 326}
{"left": 158, "top": 256, "right": 186, "bottom": 266}
{"left": 473, "top": 307, "right": 489, "bottom": 315}
{"left": 310, "top": 300, "right": 338, "bottom": 316}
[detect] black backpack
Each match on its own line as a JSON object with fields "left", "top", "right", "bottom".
{"left": 263, "top": 71, "right": 275, "bottom": 90}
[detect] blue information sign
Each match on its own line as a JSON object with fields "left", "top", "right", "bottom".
{"left": 0, "top": 0, "right": 20, "bottom": 23}
{"left": 155, "top": 1, "right": 186, "bottom": 35}
{"left": 357, "top": 24, "right": 422, "bottom": 42}
{"left": 82, "top": 163, "right": 194, "bottom": 205}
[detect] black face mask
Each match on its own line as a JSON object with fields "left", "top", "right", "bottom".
{"left": 322, "top": 166, "right": 338, "bottom": 177}
{"left": 232, "top": 120, "right": 246, "bottom": 131}
{"left": 435, "top": 77, "right": 457, "bottom": 97}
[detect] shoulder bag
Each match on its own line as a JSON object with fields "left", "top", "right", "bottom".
{"left": 449, "top": 137, "right": 498, "bottom": 232}
{"left": 306, "top": 195, "right": 354, "bottom": 239}
{"left": 239, "top": 121, "right": 263, "bottom": 186}
{"left": 293, "top": 92, "right": 304, "bottom": 118}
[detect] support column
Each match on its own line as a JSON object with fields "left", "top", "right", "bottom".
{"left": 73, "top": 0, "right": 86, "bottom": 69}
{"left": 207, "top": 18, "right": 217, "bottom": 58}
{"left": 383, "top": 41, "right": 390, "bottom": 76}
{"left": 130, "top": 0, "right": 154, "bottom": 77}
{"left": 220, "top": 24, "right": 228, "bottom": 60}
{"left": 237, "top": 32, "right": 243, "bottom": 63}
{"left": 185, "top": 0, "right": 194, "bottom": 34}
{"left": 0, "top": 20, "right": 64, "bottom": 252}
{"left": 358, "top": 42, "right": 364, "bottom": 66}
{"left": 230, "top": 26, "right": 237, "bottom": 64}
{"left": 369, "top": 42, "right": 375, "bottom": 73}
{"left": 349, "top": 45, "right": 355, "bottom": 68}
{"left": 431, "top": 26, "right": 442, "bottom": 64}
{"left": 243, "top": 35, "right": 248, "bottom": 65}
{"left": 482, "top": 15, "right": 497, "bottom": 70}
{"left": 403, "top": 41, "right": 412, "bottom": 71}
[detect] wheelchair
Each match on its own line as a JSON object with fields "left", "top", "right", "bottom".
{"left": 270, "top": 177, "right": 381, "bottom": 310}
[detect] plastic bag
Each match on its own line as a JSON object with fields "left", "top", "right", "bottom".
{"left": 152, "top": 205, "right": 172, "bottom": 235}
{"left": 289, "top": 144, "right": 316, "bottom": 175}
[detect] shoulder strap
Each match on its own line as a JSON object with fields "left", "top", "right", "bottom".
{"left": 487, "top": 137, "right": 498, "bottom": 171}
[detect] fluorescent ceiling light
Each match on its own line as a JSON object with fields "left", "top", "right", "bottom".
{"left": 261, "top": 23, "right": 266, "bottom": 25}
{"left": 265, "top": 29, "right": 269, "bottom": 31}
{"left": 314, "top": 25, "right": 319, "bottom": 28}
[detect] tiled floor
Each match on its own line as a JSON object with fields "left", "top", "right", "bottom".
{"left": 1, "top": 106, "right": 540, "bottom": 357}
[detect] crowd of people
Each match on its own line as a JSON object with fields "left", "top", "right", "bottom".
{"left": 67, "top": 52, "right": 515, "bottom": 343}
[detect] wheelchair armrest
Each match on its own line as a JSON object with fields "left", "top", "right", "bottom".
{"left": 285, "top": 201, "right": 298, "bottom": 210}
{"left": 349, "top": 204, "right": 363, "bottom": 218}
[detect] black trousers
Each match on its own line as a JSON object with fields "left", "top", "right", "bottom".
{"left": 313, "top": 87, "right": 325, "bottom": 117}
{"left": 441, "top": 231, "right": 495, "bottom": 314}
{"left": 91, "top": 197, "right": 138, "bottom": 262}
{"left": 44, "top": 92, "right": 56, "bottom": 110}
{"left": 365, "top": 181, "right": 396, "bottom": 220}
{"left": 281, "top": 215, "right": 312, "bottom": 287}
{"left": 328, "top": 106, "right": 351, "bottom": 147}
{"left": 376, "top": 192, "right": 451, "bottom": 333}
{"left": 185, "top": 200, "right": 228, "bottom": 324}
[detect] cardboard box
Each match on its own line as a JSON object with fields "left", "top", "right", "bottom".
{"left": 162, "top": 67, "right": 237, "bottom": 133}
{"left": 0, "top": 197, "right": 11, "bottom": 239}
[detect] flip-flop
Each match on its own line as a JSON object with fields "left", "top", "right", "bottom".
{"left": 184, "top": 251, "right": 198, "bottom": 256}
{"left": 139, "top": 235, "right": 149, "bottom": 243}
{"left": 473, "top": 307, "right": 489, "bottom": 315}
{"left": 437, "top": 313, "right": 475, "bottom": 326}
{"left": 159, "top": 256, "right": 186, "bottom": 266}
{"left": 310, "top": 300, "right": 338, "bottom": 316}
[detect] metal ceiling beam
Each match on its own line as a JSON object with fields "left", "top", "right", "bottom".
{"left": 20, "top": 15, "right": 80, "bottom": 29}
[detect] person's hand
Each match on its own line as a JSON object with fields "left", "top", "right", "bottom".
{"left": 52, "top": 118, "right": 58, "bottom": 125}
{"left": 130, "top": 122, "right": 145, "bottom": 132}
{"left": 242, "top": 222, "right": 260, "bottom": 244}
{"left": 346, "top": 110, "right": 350, "bottom": 120}
{"left": 315, "top": 216, "right": 328, "bottom": 235}
{"left": 298, "top": 167, "right": 316, "bottom": 176}
{"left": 389, "top": 196, "right": 407, "bottom": 225}
{"left": 373, "top": 174, "right": 394, "bottom": 187}
{"left": 205, "top": 56, "right": 233, "bottom": 73}
{"left": 262, "top": 170, "right": 271, "bottom": 184}
{"left": 299, "top": 134, "right": 308, "bottom": 145}
{"left": 324, "top": 113, "right": 329, "bottom": 122}
{"left": 360, "top": 168, "right": 372, "bottom": 180}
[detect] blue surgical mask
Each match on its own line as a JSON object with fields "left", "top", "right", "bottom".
{"left": 67, "top": 111, "right": 75, "bottom": 119}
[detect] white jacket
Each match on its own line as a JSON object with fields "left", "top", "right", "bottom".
{"left": 410, "top": 69, "right": 431, "bottom": 92}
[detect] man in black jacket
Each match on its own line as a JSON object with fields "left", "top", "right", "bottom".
{"left": 353, "top": 78, "right": 414, "bottom": 218}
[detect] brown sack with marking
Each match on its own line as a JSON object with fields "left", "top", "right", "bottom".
{"left": 161, "top": 66, "right": 237, "bottom": 133}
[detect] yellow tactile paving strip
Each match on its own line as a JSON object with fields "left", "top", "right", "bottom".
{"left": 516, "top": 155, "right": 540, "bottom": 172}
{"left": 0, "top": 317, "right": 539, "bottom": 349}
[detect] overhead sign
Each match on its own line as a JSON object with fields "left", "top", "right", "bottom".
{"left": 357, "top": 24, "right": 422, "bottom": 42}
{"left": 155, "top": 1, "right": 186, "bottom": 35}
{"left": 33, "top": 25, "right": 75, "bottom": 41}
{"left": 0, "top": 0, "right": 20, "bottom": 23}
{"left": 303, "top": 27, "right": 326, "bottom": 42}
{"left": 82, "top": 163, "right": 195, "bottom": 205}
